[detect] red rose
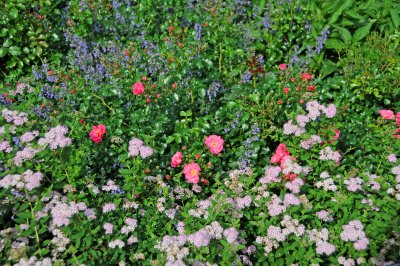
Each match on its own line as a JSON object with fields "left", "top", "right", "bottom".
{"left": 132, "top": 82, "right": 145, "bottom": 95}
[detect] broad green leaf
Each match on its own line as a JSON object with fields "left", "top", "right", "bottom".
{"left": 325, "top": 38, "right": 346, "bottom": 50}
{"left": 352, "top": 22, "right": 373, "bottom": 43}
{"left": 335, "top": 26, "right": 352, "bottom": 44}
{"left": 0, "top": 47, "right": 7, "bottom": 57}
{"left": 9, "top": 46, "right": 21, "bottom": 56}
{"left": 329, "top": 0, "right": 353, "bottom": 24}
{"left": 10, "top": 8, "right": 18, "bottom": 19}
{"left": 390, "top": 9, "right": 400, "bottom": 29}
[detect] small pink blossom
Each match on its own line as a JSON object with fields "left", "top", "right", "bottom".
{"left": 379, "top": 109, "right": 394, "bottom": 120}
{"left": 279, "top": 64, "right": 287, "bottom": 71}
{"left": 396, "top": 112, "right": 400, "bottom": 126}
{"left": 205, "top": 135, "right": 224, "bottom": 155}
{"left": 171, "top": 151, "right": 183, "bottom": 168}
{"left": 183, "top": 163, "right": 201, "bottom": 184}
{"left": 132, "top": 81, "right": 145, "bottom": 95}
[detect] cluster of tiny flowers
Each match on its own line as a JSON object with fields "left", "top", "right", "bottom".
{"left": 13, "top": 145, "right": 44, "bottom": 166}
{"left": 306, "top": 101, "right": 336, "bottom": 120}
{"left": 319, "top": 146, "right": 341, "bottom": 162}
{"left": 338, "top": 256, "right": 356, "bottom": 266}
{"left": 108, "top": 239, "right": 125, "bottom": 248}
{"left": 38, "top": 126, "right": 72, "bottom": 150}
{"left": 316, "top": 210, "right": 334, "bottom": 222}
{"left": 340, "top": 220, "right": 369, "bottom": 250}
{"left": 101, "top": 179, "right": 124, "bottom": 194}
{"left": 51, "top": 229, "right": 70, "bottom": 254}
{"left": 344, "top": 177, "right": 363, "bottom": 192}
{"left": 157, "top": 197, "right": 166, "bottom": 212}
{"left": 281, "top": 157, "right": 309, "bottom": 175}
{"left": 267, "top": 194, "right": 301, "bottom": 217}
{"left": 0, "top": 170, "right": 43, "bottom": 191}
{"left": 361, "top": 198, "right": 380, "bottom": 211}
{"left": 284, "top": 177, "right": 304, "bottom": 193}
{"left": 20, "top": 131, "right": 39, "bottom": 143}
{"left": 121, "top": 217, "right": 137, "bottom": 234}
{"left": 14, "top": 256, "right": 52, "bottom": 266}
{"left": 2, "top": 108, "right": 28, "bottom": 126}
{"left": 235, "top": 195, "right": 252, "bottom": 209}
{"left": 300, "top": 135, "right": 322, "bottom": 150}
{"left": 283, "top": 120, "right": 305, "bottom": 136}
{"left": 387, "top": 154, "right": 397, "bottom": 163}
{"left": 0, "top": 140, "right": 13, "bottom": 153}
{"left": 223, "top": 227, "right": 240, "bottom": 243}
{"left": 128, "top": 137, "right": 154, "bottom": 159}
{"left": 51, "top": 201, "right": 86, "bottom": 227}
{"left": 103, "top": 203, "right": 117, "bottom": 213}
{"left": 307, "top": 228, "right": 336, "bottom": 255}
{"left": 366, "top": 173, "right": 381, "bottom": 190}
{"left": 188, "top": 199, "right": 212, "bottom": 219}
{"left": 280, "top": 215, "right": 305, "bottom": 237}
{"left": 315, "top": 172, "right": 337, "bottom": 191}
{"left": 256, "top": 235, "right": 279, "bottom": 255}
{"left": 259, "top": 166, "right": 281, "bottom": 184}
{"left": 103, "top": 223, "right": 113, "bottom": 234}
{"left": 387, "top": 184, "right": 400, "bottom": 201}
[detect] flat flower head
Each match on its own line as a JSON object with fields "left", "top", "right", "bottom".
{"left": 183, "top": 163, "right": 201, "bottom": 184}
{"left": 132, "top": 82, "right": 145, "bottom": 95}
{"left": 379, "top": 109, "right": 394, "bottom": 120}
{"left": 205, "top": 135, "right": 224, "bottom": 155}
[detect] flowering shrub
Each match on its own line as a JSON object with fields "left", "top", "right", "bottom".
{"left": 1, "top": 1, "right": 400, "bottom": 265}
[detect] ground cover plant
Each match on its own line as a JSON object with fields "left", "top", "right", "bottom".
{"left": 1, "top": 0, "right": 400, "bottom": 265}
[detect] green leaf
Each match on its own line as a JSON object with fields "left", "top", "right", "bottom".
{"left": 335, "top": 27, "right": 352, "bottom": 44}
{"left": 325, "top": 38, "right": 346, "bottom": 50}
{"left": 10, "top": 8, "right": 18, "bottom": 19}
{"left": 329, "top": 0, "right": 353, "bottom": 24}
{"left": 0, "top": 47, "right": 7, "bottom": 57}
{"left": 352, "top": 22, "right": 373, "bottom": 43}
{"left": 390, "top": 9, "right": 400, "bottom": 29}
{"left": 9, "top": 46, "right": 21, "bottom": 56}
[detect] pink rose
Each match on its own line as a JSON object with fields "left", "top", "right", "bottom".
{"left": 132, "top": 82, "right": 145, "bottom": 95}
{"left": 279, "top": 64, "right": 287, "bottom": 71}
{"left": 183, "top": 162, "right": 201, "bottom": 184}
{"left": 89, "top": 124, "right": 106, "bottom": 143}
{"left": 205, "top": 135, "right": 224, "bottom": 155}
{"left": 396, "top": 112, "right": 400, "bottom": 126}
{"left": 379, "top": 109, "right": 394, "bottom": 120}
{"left": 334, "top": 129, "right": 340, "bottom": 139}
{"left": 171, "top": 152, "right": 183, "bottom": 168}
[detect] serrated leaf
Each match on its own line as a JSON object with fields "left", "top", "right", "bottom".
{"left": 352, "top": 22, "right": 373, "bottom": 43}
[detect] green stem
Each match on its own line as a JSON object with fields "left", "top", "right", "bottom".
{"left": 219, "top": 42, "right": 222, "bottom": 73}
{"left": 91, "top": 94, "right": 113, "bottom": 112}
{"left": 25, "top": 190, "right": 42, "bottom": 258}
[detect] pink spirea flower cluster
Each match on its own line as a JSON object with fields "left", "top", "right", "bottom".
{"left": 387, "top": 154, "right": 397, "bottom": 163}
{"left": 121, "top": 217, "right": 137, "bottom": 234}
{"left": 2, "top": 108, "right": 28, "bottom": 126}
{"left": 103, "top": 223, "right": 113, "bottom": 234}
{"left": 344, "top": 177, "right": 363, "bottom": 192}
{"left": 0, "top": 140, "right": 13, "bottom": 153}
{"left": 103, "top": 203, "right": 117, "bottom": 213}
{"left": 183, "top": 162, "right": 201, "bottom": 184}
{"left": 338, "top": 256, "right": 356, "bottom": 266}
{"left": 316, "top": 210, "right": 334, "bottom": 222}
{"left": 13, "top": 145, "right": 43, "bottom": 166}
{"left": 0, "top": 170, "right": 43, "bottom": 191}
{"left": 319, "top": 146, "right": 341, "bottom": 162}
{"left": 205, "top": 134, "right": 224, "bottom": 154}
{"left": 128, "top": 137, "right": 154, "bottom": 159}
{"left": 300, "top": 135, "right": 322, "bottom": 150}
{"left": 38, "top": 125, "right": 72, "bottom": 150}
{"left": 307, "top": 228, "right": 336, "bottom": 255}
{"left": 20, "top": 131, "right": 39, "bottom": 143}
{"left": 340, "top": 220, "right": 369, "bottom": 250}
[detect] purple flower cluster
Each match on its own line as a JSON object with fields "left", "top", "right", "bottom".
{"left": 38, "top": 126, "right": 72, "bottom": 150}
{"left": 103, "top": 203, "right": 117, "bottom": 213}
{"left": 2, "top": 108, "right": 28, "bottom": 126}
{"left": 121, "top": 218, "right": 137, "bottom": 234}
{"left": 128, "top": 137, "right": 154, "bottom": 159}
{"left": 340, "top": 220, "right": 369, "bottom": 250}
{"left": 13, "top": 145, "right": 43, "bottom": 166}
{"left": 338, "top": 256, "right": 356, "bottom": 266}
{"left": 0, "top": 170, "right": 43, "bottom": 191}
{"left": 260, "top": 166, "right": 281, "bottom": 184}
{"left": 285, "top": 177, "right": 304, "bottom": 194}
{"left": 387, "top": 154, "right": 397, "bottom": 163}
{"left": 283, "top": 120, "right": 305, "bottom": 136}
{"left": 103, "top": 223, "right": 113, "bottom": 234}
